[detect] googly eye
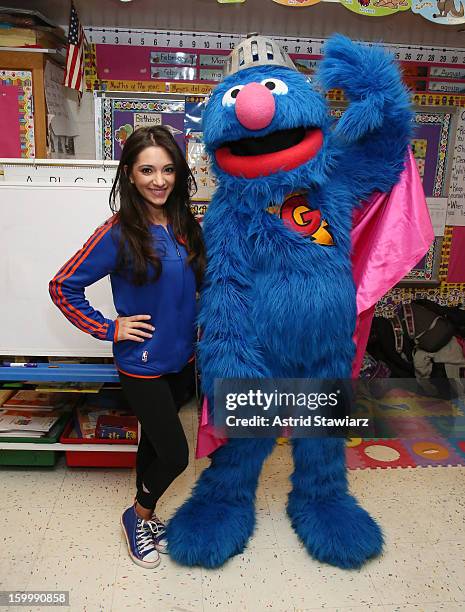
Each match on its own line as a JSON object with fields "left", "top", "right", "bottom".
{"left": 260, "top": 78, "right": 288, "bottom": 95}
{"left": 222, "top": 85, "right": 244, "bottom": 107}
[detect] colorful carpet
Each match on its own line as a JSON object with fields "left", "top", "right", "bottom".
{"left": 346, "top": 387, "right": 465, "bottom": 469}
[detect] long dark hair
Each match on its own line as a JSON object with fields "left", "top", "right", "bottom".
{"left": 109, "top": 125, "right": 205, "bottom": 286}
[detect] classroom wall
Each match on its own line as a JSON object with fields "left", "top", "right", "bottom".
{"left": 13, "top": 0, "right": 465, "bottom": 48}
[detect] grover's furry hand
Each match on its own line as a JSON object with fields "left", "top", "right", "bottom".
{"left": 318, "top": 34, "right": 410, "bottom": 143}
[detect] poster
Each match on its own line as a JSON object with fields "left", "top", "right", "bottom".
{"left": 187, "top": 133, "right": 216, "bottom": 201}
{"left": 340, "top": 0, "right": 410, "bottom": 17}
{"left": 0, "top": 70, "right": 35, "bottom": 158}
{"left": 0, "top": 84, "right": 21, "bottom": 157}
{"left": 447, "top": 108, "right": 465, "bottom": 226}
{"left": 408, "top": 111, "right": 454, "bottom": 282}
{"left": 426, "top": 197, "right": 448, "bottom": 236}
{"left": 44, "top": 61, "right": 79, "bottom": 137}
{"left": 100, "top": 97, "right": 185, "bottom": 160}
{"left": 446, "top": 227, "right": 465, "bottom": 281}
{"left": 412, "top": 0, "right": 465, "bottom": 25}
{"left": 272, "top": 0, "right": 321, "bottom": 5}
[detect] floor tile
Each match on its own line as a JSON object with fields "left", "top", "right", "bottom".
{"left": 245, "top": 498, "right": 279, "bottom": 551}
{"left": 433, "top": 539, "right": 465, "bottom": 597}
{"left": 293, "top": 605, "right": 385, "bottom": 612}
{"left": 0, "top": 507, "right": 52, "bottom": 558}
{"left": 349, "top": 466, "right": 465, "bottom": 500}
{"left": 112, "top": 554, "right": 203, "bottom": 611}
{"left": 40, "top": 503, "right": 125, "bottom": 558}
{"left": 360, "top": 494, "right": 438, "bottom": 544}
{"left": 427, "top": 496, "right": 465, "bottom": 543}
{"left": 0, "top": 555, "right": 39, "bottom": 592}
{"left": 280, "top": 545, "right": 381, "bottom": 609}
{"left": 55, "top": 467, "right": 131, "bottom": 510}
{"left": 267, "top": 497, "right": 304, "bottom": 551}
{"left": 369, "top": 541, "right": 464, "bottom": 605}
{"left": 383, "top": 604, "right": 465, "bottom": 611}
{"left": 25, "top": 552, "right": 119, "bottom": 612}
{"left": 0, "top": 466, "right": 66, "bottom": 510}
{"left": 201, "top": 548, "right": 290, "bottom": 611}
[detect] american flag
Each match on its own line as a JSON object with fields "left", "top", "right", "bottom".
{"left": 64, "top": 3, "right": 85, "bottom": 92}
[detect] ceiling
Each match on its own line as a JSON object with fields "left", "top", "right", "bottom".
{"left": 3, "top": 0, "right": 465, "bottom": 48}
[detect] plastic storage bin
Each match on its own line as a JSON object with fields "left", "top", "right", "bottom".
{"left": 0, "top": 413, "right": 71, "bottom": 467}
{"left": 60, "top": 421, "right": 137, "bottom": 468}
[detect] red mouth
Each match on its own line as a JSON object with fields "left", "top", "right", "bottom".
{"left": 215, "top": 128, "right": 323, "bottom": 179}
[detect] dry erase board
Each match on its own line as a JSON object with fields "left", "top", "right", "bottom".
{"left": 0, "top": 182, "right": 117, "bottom": 356}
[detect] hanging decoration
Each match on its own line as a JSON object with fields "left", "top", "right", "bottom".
{"left": 411, "top": 0, "right": 465, "bottom": 24}
{"left": 339, "top": 0, "right": 410, "bottom": 16}
{"left": 272, "top": 0, "right": 321, "bottom": 6}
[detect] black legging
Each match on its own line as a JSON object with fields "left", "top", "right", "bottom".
{"left": 119, "top": 361, "right": 195, "bottom": 510}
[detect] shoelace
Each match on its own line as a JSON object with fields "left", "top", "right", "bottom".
{"left": 136, "top": 519, "right": 158, "bottom": 554}
{"left": 147, "top": 517, "right": 166, "bottom": 541}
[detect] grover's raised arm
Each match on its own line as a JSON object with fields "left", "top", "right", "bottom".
{"left": 318, "top": 34, "right": 413, "bottom": 201}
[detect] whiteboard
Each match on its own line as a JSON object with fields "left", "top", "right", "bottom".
{"left": 0, "top": 182, "right": 118, "bottom": 356}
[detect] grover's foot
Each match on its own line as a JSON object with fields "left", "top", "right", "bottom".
{"left": 167, "top": 498, "right": 255, "bottom": 568}
{"left": 287, "top": 493, "right": 383, "bottom": 569}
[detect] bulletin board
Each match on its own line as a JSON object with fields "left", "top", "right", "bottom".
{"left": 95, "top": 94, "right": 185, "bottom": 160}
{"left": 0, "top": 70, "right": 35, "bottom": 158}
{"left": 406, "top": 109, "right": 454, "bottom": 283}
{"left": 94, "top": 91, "right": 214, "bottom": 218}
{"left": 332, "top": 106, "right": 455, "bottom": 284}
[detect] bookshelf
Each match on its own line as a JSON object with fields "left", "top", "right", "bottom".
{"left": 0, "top": 364, "right": 137, "bottom": 454}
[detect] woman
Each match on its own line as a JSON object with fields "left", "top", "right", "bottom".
{"left": 49, "top": 126, "right": 205, "bottom": 569}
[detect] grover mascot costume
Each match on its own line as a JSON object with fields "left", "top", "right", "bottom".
{"left": 167, "top": 34, "right": 418, "bottom": 569}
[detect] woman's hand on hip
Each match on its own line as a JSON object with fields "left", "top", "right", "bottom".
{"left": 116, "top": 315, "right": 154, "bottom": 342}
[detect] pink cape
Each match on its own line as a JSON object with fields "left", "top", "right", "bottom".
{"left": 196, "top": 149, "right": 434, "bottom": 458}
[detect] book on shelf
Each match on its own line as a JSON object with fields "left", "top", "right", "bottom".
{"left": 3, "top": 390, "right": 79, "bottom": 410}
{"left": 76, "top": 390, "right": 133, "bottom": 439}
{"left": 95, "top": 415, "right": 138, "bottom": 440}
{"left": 0, "top": 411, "right": 62, "bottom": 437}
{"left": 35, "top": 382, "right": 103, "bottom": 394}
{"left": 0, "top": 408, "right": 66, "bottom": 418}
{"left": 0, "top": 389, "right": 15, "bottom": 407}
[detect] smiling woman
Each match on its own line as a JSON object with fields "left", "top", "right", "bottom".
{"left": 49, "top": 125, "right": 205, "bottom": 570}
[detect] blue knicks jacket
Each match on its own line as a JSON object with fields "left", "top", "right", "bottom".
{"left": 49, "top": 216, "right": 197, "bottom": 378}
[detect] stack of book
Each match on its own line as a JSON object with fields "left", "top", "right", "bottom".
{"left": 0, "top": 8, "right": 66, "bottom": 58}
{"left": 75, "top": 390, "right": 134, "bottom": 439}
{"left": 0, "top": 390, "right": 76, "bottom": 438}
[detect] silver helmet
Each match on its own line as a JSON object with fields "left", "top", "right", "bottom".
{"left": 223, "top": 33, "right": 297, "bottom": 78}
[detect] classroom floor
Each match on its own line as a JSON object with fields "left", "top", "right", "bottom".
{"left": 1, "top": 400, "right": 465, "bottom": 612}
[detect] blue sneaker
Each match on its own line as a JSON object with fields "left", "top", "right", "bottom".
{"left": 150, "top": 515, "right": 168, "bottom": 554}
{"left": 121, "top": 505, "right": 161, "bottom": 568}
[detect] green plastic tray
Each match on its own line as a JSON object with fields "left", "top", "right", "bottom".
{"left": 0, "top": 413, "right": 71, "bottom": 467}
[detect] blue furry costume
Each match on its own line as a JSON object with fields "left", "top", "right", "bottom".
{"left": 167, "top": 35, "right": 412, "bottom": 568}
